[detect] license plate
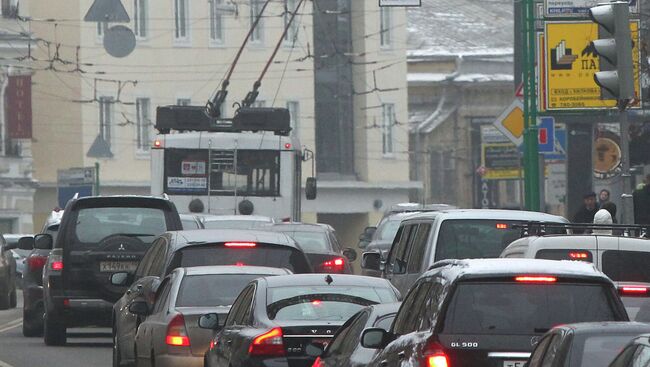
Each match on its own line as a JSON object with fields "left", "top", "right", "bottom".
{"left": 100, "top": 261, "right": 138, "bottom": 273}
{"left": 504, "top": 361, "right": 526, "bottom": 367}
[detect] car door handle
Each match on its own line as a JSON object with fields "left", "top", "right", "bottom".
{"left": 398, "top": 351, "right": 406, "bottom": 359}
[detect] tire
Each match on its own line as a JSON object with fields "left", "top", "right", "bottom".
{"left": 22, "top": 309, "right": 43, "bottom": 337}
{"left": 43, "top": 313, "right": 66, "bottom": 346}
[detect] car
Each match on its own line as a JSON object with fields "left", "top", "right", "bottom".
{"left": 40, "top": 195, "right": 183, "bottom": 346}
{"left": 112, "top": 229, "right": 313, "bottom": 367}
{"left": 526, "top": 322, "right": 650, "bottom": 367}
{"left": 0, "top": 233, "right": 18, "bottom": 310}
{"left": 203, "top": 274, "right": 401, "bottom": 367}
{"left": 130, "top": 266, "right": 291, "bottom": 367}
{"left": 360, "top": 258, "right": 628, "bottom": 367}
{"left": 265, "top": 223, "right": 357, "bottom": 273}
{"left": 200, "top": 215, "right": 275, "bottom": 230}
{"left": 500, "top": 223, "right": 650, "bottom": 321}
{"left": 180, "top": 214, "right": 204, "bottom": 230}
{"left": 362, "top": 209, "right": 569, "bottom": 295}
{"left": 20, "top": 209, "right": 63, "bottom": 337}
{"left": 311, "top": 303, "right": 400, "bottom": 367}
{"left": 608, "top": 333, "right": 650, "bottom": 367}
{"left": 5, "top": 234, "right": 33, "bottom": 284}
{"left": 360, "top": 212, "right": 420, "bottom": 277}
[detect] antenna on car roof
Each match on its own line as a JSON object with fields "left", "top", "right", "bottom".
{"left": 325, "top": 275, "right": 333, "bottom": 285}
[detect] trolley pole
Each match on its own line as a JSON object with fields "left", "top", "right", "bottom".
{"left": 522, "top": 0, "right": 541, "bottom": 211}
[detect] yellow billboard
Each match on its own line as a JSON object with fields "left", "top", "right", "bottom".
{"left": 544, "top": 21, "right": 640, "bottom": 110}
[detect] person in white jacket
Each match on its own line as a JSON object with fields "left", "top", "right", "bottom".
{"left": 593, "top": 208, "right": 613, "bottom": 235}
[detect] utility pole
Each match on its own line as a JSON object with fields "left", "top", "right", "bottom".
{"left": 522, "top": 0, "right": 541, "bottom": 211}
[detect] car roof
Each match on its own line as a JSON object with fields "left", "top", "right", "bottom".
{"left": 554, "top": 322, "right": 650, "bottom": 334}
{"left": 172, "top": 229, "right": 298, "bottom": 249}
{"left": 181, "top": 265, "right": 292, "bottom": 276}
{"left": 201, "top": 215, "right": 274, "bottom": 222}
{"left": 260, "top": 274, "right": 394, "bottom": 288}
{"left": 267, "top": 223, "right": 331, "bottom": 233}
{"left": 424, "top": 258, "right": 608, "bottom": 282}
{"left": 402, "top": 209, "right": 568, "bottom": 222}
{"left": 68, "top": 195, "right": 174, "bottom": 210}
{"left": 513, "top": 234, "right": 649, "bottom": 251}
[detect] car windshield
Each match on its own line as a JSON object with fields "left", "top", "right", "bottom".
{"left": 376, "top": 220, "right": 401, "bottom": 241}
{"left": 267, "top": 286, "right": 397, "bottom": 321}
{"left": 572, "top": 334, "right": 646, "bottom": 367}
{"left": 172, "top": 244, "right": 311, "bottom": 273}
{"left": 176, "top": 274, "right": 265, "bottom": 307}
{"left": 435, "top": 219, "right": 564, "bottom": 261}
{"left": 443, "top": 282, "right": 619, "bottom": 335}
{"left": 202, "top": 220, "right": 270, "bottom": 230}
{"left": 74, "top": 207, "right": 167, "bottom": 244}
{"left": 283, "top": 231, "right": 329, "bottom": 252}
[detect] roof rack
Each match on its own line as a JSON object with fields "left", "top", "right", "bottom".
{"left": 513, "top": 222, "right": 650, "bottom": 239}
{"left": 427, "top": 259, "right": 464, "bottom": 272}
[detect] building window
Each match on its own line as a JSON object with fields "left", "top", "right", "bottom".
{"left": 286, "top": 101, "right": 299, "bottom": 136}
{"left": 136, "top": 98, "right": 151, "bottom": 152}
{"left": 209, "top": 0, "right": 224, "bottom": 44}
{"left": 99, "top": 96, "right": 114, "bottom": 148}
{"left": 134, "top": 0, "right": 148, "bottom": 38}
{"left": 249, "top": 0, "right": 263, "bottom": 43}
{"left": 283, "top": 0, "right": 298, "bottom": 45}
{"left": 177, "top": 98, "right": 191, "bottom": 106}
{"left": 174, "top": 0, "right": 189, "bottom": 42}
{"left": 382, "top": 103, "right": 395, "bottom": 155}
{"left": 380, "top": 7, "right": 392, "bottom": 48}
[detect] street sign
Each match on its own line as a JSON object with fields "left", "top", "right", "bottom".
{"left": 493, "top": 99, "right": 525, "bottom": 146}
{"left": 481, "top": 143, "right": 522, "bottom": 180}
{"left": 379, "top": 0, "right": 421, "bottom": 6}
{"left": 57, "top": 167, "right": 96, "bottom": 207}
{"left": 515, "top": 82, "right": 524, "bottom": 99}
{"left": 84, "top": 0, "right": 130, "bottom": 22}
{"left": 545, "top": 128, "right": 567, "bottom": 161}
{"left": 537, "top": 117, "right": 555, "bottom": 153}
{"left": 544, "top": 21, "right": 641, "bottom": 110}
{"left": 544, "top": 0, "right": 638, "bottom": 18}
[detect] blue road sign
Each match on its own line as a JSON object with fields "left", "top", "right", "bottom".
{"left": 537, "top": 117, "right": 556, "bottom": 154}
{"left": 58, "top": 186, "right": 93, "bottom": 208}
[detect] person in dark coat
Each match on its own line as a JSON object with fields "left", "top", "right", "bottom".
{"left": 634, "top": 175, "right": 650, "bottom": 225}
{"left": 573, "top": 192, "right": 599, "bottom": 224}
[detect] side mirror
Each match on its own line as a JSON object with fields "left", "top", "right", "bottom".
{"left": 128, "top": 301, "right": 150, "bottom": 316}
{"left": 306, "top": 177, "right": 317, "bottom": 200}
{"left": 360, "top": 328, "right": 389, "bottom": 349}
{"left": 18, "top": 236, "right": 35, "bottom": 251}
{"left": 198, "top": 313, "right": 220, "bottom": 330}
{"left": 361, "top": 252, "right": 382, "bottom": 271}
{"left": 343, "top": 248, "right": 358, "bottom": 262}
{"left": 111, "top": 272, "right": 130, "bottom": 286}
{"left": 34, "top": 234, "right": 53, "bottom": 250}
{"left": 357, "top": 227, "right": 377, "bottom": 249}
{"left": 305, "top": 342, "right": 325, "bottom": 357}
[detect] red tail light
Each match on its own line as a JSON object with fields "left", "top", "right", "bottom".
{"left": 427, "top": 354, "right": 450, "bottom": 367}
{"left": 619, "top": 286, "right": 649, "bottom": 296}
{"left": 51, "top": 261, "right": 63, "bottom": 271}
{"left": 320, "top": 257, "right": 345, "bottom": 273}
{"left": 248, "top": 327, "right": 285, "bottom": 357}
{"left": 224, "top": 242, "right": 257, "bottom": 248}
{"left": 515, "top": 276, "right": 557, "bottom": 283}
{"left": 27, "top": 256, "right": 47, "bottom": 272}
{"left": 569, "top": 252, "right": 589, "bottom": 259}
{"left": 166, "top": 314, "right": 190, "bottom": 347}
{"left": 312, "top": 357, "right": 324, "bottom": 367}
{"left": 496, "top": 223, "right": 508, "bottom": 229}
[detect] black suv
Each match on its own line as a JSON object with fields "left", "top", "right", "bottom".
{"left": 40, "top": 196, "right": 182, "bottom": 346}
{"left": 361, "top": 258, "right": 628, "bottom": 367}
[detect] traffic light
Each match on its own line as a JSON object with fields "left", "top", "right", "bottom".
{"left": 589, "top": 1, "right": 634, "bottom": 100}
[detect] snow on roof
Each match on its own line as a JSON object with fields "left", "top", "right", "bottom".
{"left": 408, "top": 73, "right": 514, "bottom": 84}
{"left": 408, "top": 0, "right": 514, "bottom": 58}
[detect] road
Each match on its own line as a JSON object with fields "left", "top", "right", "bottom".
{"left": 0, "top": 291, "right": 111, "bottom": 367}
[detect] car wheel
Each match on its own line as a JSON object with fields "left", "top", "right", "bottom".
{"left": 43, "top": 313, "right": 66, "bottom": 346}
{"left": 22, "top": 309, "right": 43, "bottom": 337}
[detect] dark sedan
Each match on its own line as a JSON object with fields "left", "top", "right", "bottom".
{"left": 203, "top": 274, "right": 400, "bottom": 367}
{"left": 266, "top": 223, "right": 357, "bottom": 274}
{"left": 312, "top": 303, "right": 400, "bottom": 367}
{"left": 0, "top": 234, "right": 18, "bottom": 310}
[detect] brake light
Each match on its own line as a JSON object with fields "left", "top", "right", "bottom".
{"left": 569, "top": 252, "right": 589, "bottom": 259}
{"left": 235, "top": 262, "right": 245, "bottom": 267}
{"left": 427, "top": 354, "right": 449, "bottom": 367}
{"left": 321, "top": 257, "right": 345, "bottom": 273}
{"left": 27, "top": 256, "right": 47, "bottom": 272}
{"left": 51, "top": 261, "right": 63, "bottom": 271}
{"left": 515, "top": 276, "right": 557, "bottom": 283}
{"left": 153, "top": 139, "right": 162, "bottom": 149}
{"left": 224, "top": 242, "right": 257, "bottom": 248}
{"left": 496, "top": 223, "right": 508, "bottom": 229}
{"left": 249, "top": 327, "right": 285, "bottom": 357}
{"left": 209, "top": 339, "right": 217, "bottom": 349}
{"left": 312, "top": 300, "right": 322, "bottom": 306}
{"left": 620, "top": 286, "right": 649, "bottom": 296}
{"left": 166, "top": 314, "right": 190, "bottom": 347}
{"left": 312, "top": 357, "right": 323, "bottom": 367}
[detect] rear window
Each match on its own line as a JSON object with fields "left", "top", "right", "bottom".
{"left": 267, "top": 285, "right": 397, "bottom": 322}
{"left": 376, "top": 220, "right": 401, "bottom": 241}
{"left": 74, "top": 207, "right": 167, "bottom": 245}
{"left": 571, "top": 334, "right": 645, "bottom": 367}
{"left": 602, "top": 251, "right": 650, "bottom": 283}
{"left": 176, "top": 274, "right": 265, "bottom": 307}
{"left": 282, "top": 231, "right": 330, "bottom": 252}
{"left": 536, "top": 249, "right": 594, "bottom": 262}
{"left": 443, "top": 282, "right": 620, "bottom": 335}
{"left": 435, "top": 220, "right": 564, "bottom": 261}
{"left": 172, "top": 244, "right": 311, "bottom": 273}
{"left": 202, "top": 220, "right": 270, "bottom": 230}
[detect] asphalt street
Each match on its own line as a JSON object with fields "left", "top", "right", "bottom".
{"left": 0, "top": 291, "right": 111, "bottom": 367}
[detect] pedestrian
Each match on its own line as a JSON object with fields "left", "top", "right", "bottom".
{"left": 598, "top": 189, "right": 611, "bottom": 206}
{"left": 593, "top": 207, "right": 613, "bottom": 235}
{"left": 573, "top": 192, "right": 599, "bottom": 223}
{"left": 601, "top": 201, "right": 618, "bottom": 223}
{"left": 634, "top": 175, "right": 650, "bottom": 225}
